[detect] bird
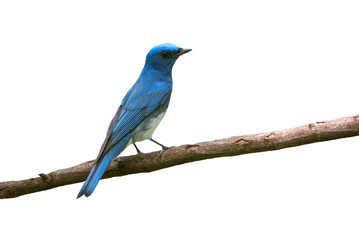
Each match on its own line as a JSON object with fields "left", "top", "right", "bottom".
{"left": 77, "top": 43, "right": 191, "bottom": 198}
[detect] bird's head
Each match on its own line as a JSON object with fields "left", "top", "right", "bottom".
{"left": 145, "top": 43, "right": 191, "bottom": 73}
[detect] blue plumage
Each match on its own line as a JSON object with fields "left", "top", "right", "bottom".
{"left": 77, "top": 43, "right": 191, "bottom": 198}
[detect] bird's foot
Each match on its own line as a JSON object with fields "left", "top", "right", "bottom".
{"left": 134, "top": 152, "right": 145, "bottom": 163}
{"left": 158, "top": 145, "right": 173, "bottom": 159}
{"left": 149, "top": 138, "right": 173, "bottom": 159}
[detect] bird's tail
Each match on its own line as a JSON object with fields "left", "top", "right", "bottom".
{"left": 77, "top": 133, "right": 132, "bottom": 198}
{"left": 77, "top": 138, "right": 131, "bottom": 198}
{"left": 77, "top": 154, "right": 113, "bottom": 198}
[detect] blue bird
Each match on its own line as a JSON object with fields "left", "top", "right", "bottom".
{"left": 77, "top": 43, "right": 191, "bottom": 198}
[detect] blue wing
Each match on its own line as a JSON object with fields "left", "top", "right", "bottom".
{"left": 96, "top": 82, "right": 172, "bottom": 161}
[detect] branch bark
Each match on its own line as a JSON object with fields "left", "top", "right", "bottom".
{"left": 1, "top": 115, "right": 358, "bottom": 199}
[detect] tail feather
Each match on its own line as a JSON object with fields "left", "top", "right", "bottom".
{"left": 77, "top": 155, "right": 113, "bottom": 198}
{"left": 77, "top": 134, "right": 131, "bottom": 198}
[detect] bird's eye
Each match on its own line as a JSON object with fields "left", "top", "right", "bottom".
{"left": 160, "top": 51, "right": 169, "bottom": 58}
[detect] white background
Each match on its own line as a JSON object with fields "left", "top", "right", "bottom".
{"left": 1, "top": 0, "right": 358, "bottom": 239}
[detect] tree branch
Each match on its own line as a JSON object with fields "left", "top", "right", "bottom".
{"left": 1, "top": 115, "right": 358, "bottom": 199}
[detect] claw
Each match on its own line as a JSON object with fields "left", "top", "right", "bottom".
{"left": 157, "top": 145, "right": 173, "bottom": 159}
{"left": 150, "top": 138, "right": 171, "bottom": 159}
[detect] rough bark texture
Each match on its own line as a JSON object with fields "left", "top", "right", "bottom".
{"left": 1, "top": 115, "right": 358, "bottom": 199}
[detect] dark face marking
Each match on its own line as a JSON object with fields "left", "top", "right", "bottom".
{"left": 160, "top": 51, "right": 170, "bottom": 58}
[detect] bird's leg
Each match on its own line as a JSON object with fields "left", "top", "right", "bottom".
{"left": 150, "top": 138, "right": 172, "bottom": 158}
{"left": 133, "top": 143, "right": 143, "bottom": 154}
{"left": 150, "top": 138, "right": 171, "bottom": 150}
{"left": 133, "top": 143, "right": 144, "bottom": 163}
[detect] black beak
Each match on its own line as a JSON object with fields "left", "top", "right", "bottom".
{"left": 177, "top": 48, "right": 192, "bottom": 56}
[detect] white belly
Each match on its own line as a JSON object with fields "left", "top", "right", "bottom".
{"left": 131, "top": 110, "right": 167, "bottom": 143}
